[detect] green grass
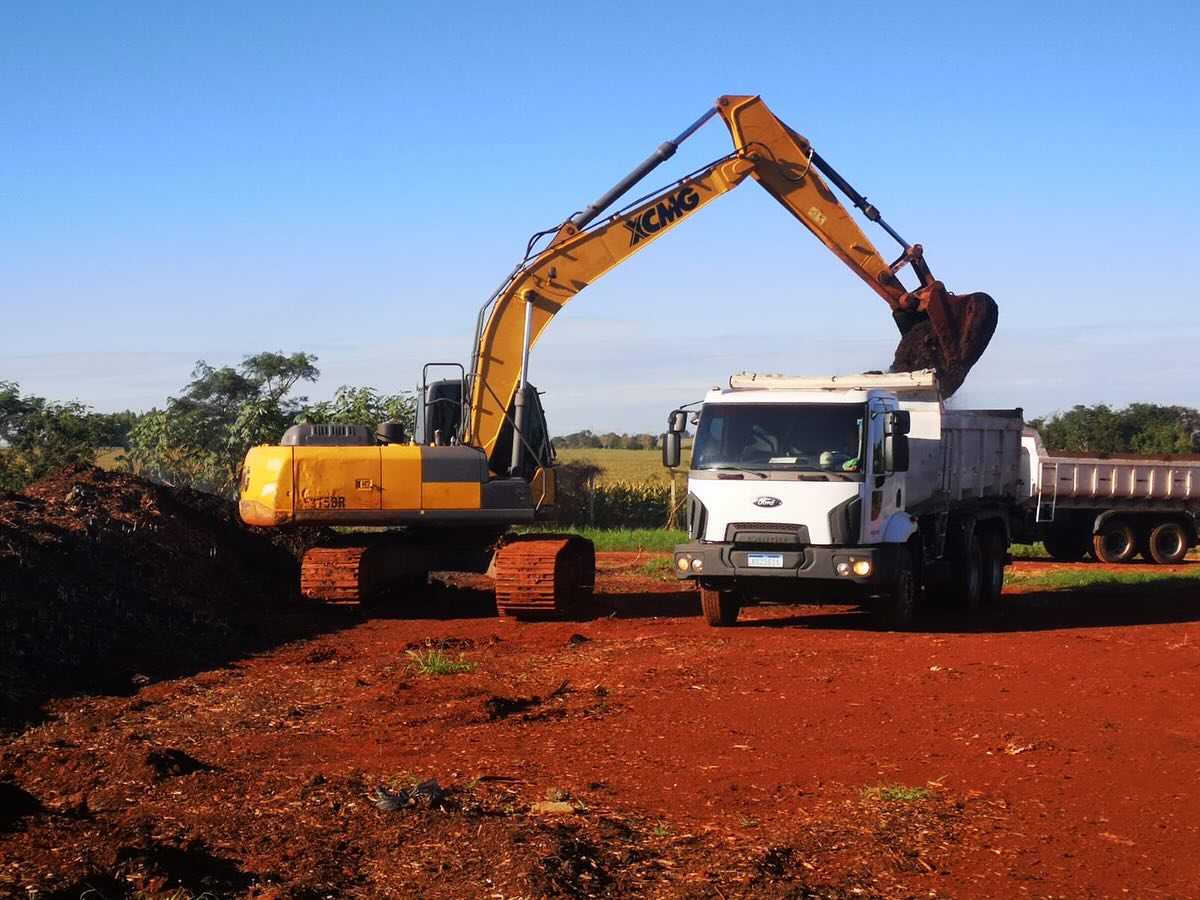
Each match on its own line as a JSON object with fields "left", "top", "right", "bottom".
{"left": 556, "top": 448, "right": 690, "bottom": 484}
{"left": 405, "top": 646, "right": 477, "bottom": 675}
{"left": 1010, "top": 542, "right": 1047, "bottom": 559}
{"left": 518, "top": 526, "right": 686, "bottom": 552}
{"left": 636, "top": 557, "right": 677, "bottom": 580}
{"left": 862, "top": 784, "right": 931, "bottom": 802}
{"left": 1004, "top": 568, "right": 1200, "bottom": 590}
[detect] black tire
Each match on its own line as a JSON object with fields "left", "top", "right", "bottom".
{"left": 878, "top": 548, "right": 917, "bottom": 630}
{"left": 940, "top": 534, "right": 984, "bottom": 608}
{"left": 700, "top": 587, "right": 741, "bottom": 627}
{"left": 1147, "top": 521, "right": 1189, "bottom": 565}
{"left": 978, "top": 532, "right": 1005, "bottom": 604}
{"left": 1092, "top": 519, "right": 1137, "bottom": 564}
{"left": 1041, "top": 526, "right": 1090, "bottom": 562}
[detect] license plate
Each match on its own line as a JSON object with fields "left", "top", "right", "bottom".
{"left": 747, "top": 553, "right": 784, "bottom": 568}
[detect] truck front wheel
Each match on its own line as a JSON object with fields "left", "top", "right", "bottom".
{"left": 700, "top": 587, "right": 741, "bottom": 627}
{"left": 1147, "top": 521, "right": 1189, "bottom": 565}
{"left": 878, "top": 548, "right": 917, "bottom": 630}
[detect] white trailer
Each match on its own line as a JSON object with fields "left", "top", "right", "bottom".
{"left": 662, "top": 370, "right": 1025, "bottom": 627}
{"left": 1022, "top": 431, "right": 1200, "bottom": 564}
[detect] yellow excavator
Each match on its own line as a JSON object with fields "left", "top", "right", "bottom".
{"left": 239, "top": 94, "right": 998, "bottom": 614}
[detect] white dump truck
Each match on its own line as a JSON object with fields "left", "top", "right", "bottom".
{"left": 1022, "top": 432, "right": 1200, "bottom": 564}
{"left": 662, "top": 371, "right": 1025, "bottom": 627}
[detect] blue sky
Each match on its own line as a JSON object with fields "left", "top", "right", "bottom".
{"left": 4, "top": 0, "right": 1198, "bottom": 433}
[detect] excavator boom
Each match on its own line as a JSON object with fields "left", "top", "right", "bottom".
{"left": 469, "top": 95, "right": 997, "bottom": 462}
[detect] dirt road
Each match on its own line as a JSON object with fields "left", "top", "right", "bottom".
{"left": 2, "top": 553, "right": 1199, "bottom": 898}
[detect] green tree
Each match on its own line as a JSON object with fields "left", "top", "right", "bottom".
{"left": 302, "top": 385, "right": 415, "bottom": 430}
{"left": 128, "top": 352, "right": 320, "bottom": 496}
{"left": 1029, "top": 403, "right": 1200, "bottom": 454}
{"left": 0, "top": 382, "right": 128, "bottom": 491}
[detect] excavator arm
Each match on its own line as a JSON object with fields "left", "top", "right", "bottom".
{"left": 468, "top": 153, "right": 758, "bottom": 464}
{"left": 469, "top": 95, "right": 997, "bottom": 466}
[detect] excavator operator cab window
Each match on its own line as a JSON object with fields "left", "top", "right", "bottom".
{"left": 489, "top": 384, "right": 554, "bottom": 478}
{"left": 418, "top": 379, "right": 464, "bottom": 445}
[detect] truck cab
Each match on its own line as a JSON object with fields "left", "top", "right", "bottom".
{"left": 665, "top": 371, "right": 1023, "bottom": 628}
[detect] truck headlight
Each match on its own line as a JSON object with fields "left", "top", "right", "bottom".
{"left": 836, "top": 562, "right": 851, "bottom": 576}
{"left": 676, "top": 556, "right": 690, "bottom": 571}
{"left": 690, "top": 558, "right": 704, "bottom": 573}
{"left": 852, "top": 559, "right": 872, "bottom": 576}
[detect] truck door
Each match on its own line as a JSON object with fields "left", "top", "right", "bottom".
{"left": 864, "top": 399, "right": 903, "bottom": 543}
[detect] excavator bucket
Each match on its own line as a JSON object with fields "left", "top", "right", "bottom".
{"left": 890, "top": 282, "right": 998, "bottom": 397}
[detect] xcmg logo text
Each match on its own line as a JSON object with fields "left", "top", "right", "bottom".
{"left": 625, "top": 186, "right": 701, "bottom": 246}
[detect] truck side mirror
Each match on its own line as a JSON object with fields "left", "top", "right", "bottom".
{"left": 884, "top": 434, "right": 910, "bottom": 472}
{"left": 885, "top": 410, "right": 911, "bottom": 436}
{"left": 662, "top": 431, "right": 682, "bottom": 468}
{"left": 668, "top": 410, "right": 688, "bottom": 434}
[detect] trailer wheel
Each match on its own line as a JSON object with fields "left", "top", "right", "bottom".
{"left": 1147, "top": 521, "right": 1189, "bottom": 565}
{"left": 1042, "top": 526, "right": 1090, "bottom": 562}
{"left": 979, "top": 533, "right": 1005, "bottom": 603}
{"left": 700, "top": 588, "right": 741, "bottom": 627}
{"left": 1092, "top": 519, "right": 1137, "bottom": 564}
{"left": 878, "top": 548, "right": 917, "bottom": 630}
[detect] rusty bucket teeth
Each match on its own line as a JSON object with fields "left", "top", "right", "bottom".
{"left": 493, "top": 535, "right": 596, "bottom": 619}
{"left": 300, "top": 546, "right": 370, "bottom": 604}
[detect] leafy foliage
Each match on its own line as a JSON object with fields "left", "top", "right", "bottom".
{"left": 302, "top": 385, "right": 415, "bottom": 430}
{"left": 0, "top": 382, "right": 133, "bottom": 492}
{"left": 128, "top": 352, "right": 321, "bottom": 496}
{"left": 1029, "top": 403, "right": 1200, "bottom": 454}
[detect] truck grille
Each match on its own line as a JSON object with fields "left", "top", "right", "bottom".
{"left": 724, "top": 523, "right": 810, "bottom": 547}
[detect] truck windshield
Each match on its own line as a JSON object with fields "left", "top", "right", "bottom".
{"left": 692, "top": 403, "right": 866, "bottom": 477}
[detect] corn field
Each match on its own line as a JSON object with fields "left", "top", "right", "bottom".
{"left": 553, "top": 461, "right": 685, "bottom": 528}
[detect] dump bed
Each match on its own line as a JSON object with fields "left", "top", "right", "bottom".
{"left": 1024, "top": 431, "right": 1200, "bottom": 509}
{"left": 905, "top": 406, "right": 1025, "bottom": 513}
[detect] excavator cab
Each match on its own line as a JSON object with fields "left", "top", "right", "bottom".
{"left": 418, "top": 375, "right": 554, "bottom": 479}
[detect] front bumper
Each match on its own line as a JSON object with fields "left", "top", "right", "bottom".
{"left": 673, "top": 542, "right": 897, "bottom": 587}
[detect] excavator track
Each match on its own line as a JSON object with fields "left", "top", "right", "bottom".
{"left": 300, "top": 546, "right": 371, "bottom": 603}
{"left": 493, "top": 534, "right": 595, "bottom": 619}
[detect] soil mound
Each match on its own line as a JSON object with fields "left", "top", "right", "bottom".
{"left": 0, "top": 464, "right": 326, "bottom": 728}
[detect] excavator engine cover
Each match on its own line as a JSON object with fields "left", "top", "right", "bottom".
{"left": 890, "top": 283, "right": 998, "bottom": 397}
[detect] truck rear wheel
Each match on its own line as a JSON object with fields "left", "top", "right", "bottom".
{"left": 700, "top": 588, "right": 741, "bottom": 627}
{"left": 878, "top": 548, "right": 917, "bottom": 630}
{"left": 958, "top": 536, "right": 984, "bottom": 608}
{"left": 1093, "top": 519, "right": 1137, "bottom": 564}
{"left": 978, "top": 532, "right": 1005, "bottom": 603}
{"left": 1147, "top": 521, "right": 1189, "bottom": 565}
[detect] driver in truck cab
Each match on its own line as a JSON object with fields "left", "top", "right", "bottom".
{"left": 819, "top": 422, "right": 863, "bottom": 472}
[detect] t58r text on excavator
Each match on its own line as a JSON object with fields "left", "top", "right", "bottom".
{"left": 238, "top": 94, "right": 999, "bottom": 615}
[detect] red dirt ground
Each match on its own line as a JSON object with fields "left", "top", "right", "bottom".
{"left": 2, "top": 469, "right": 1200, "bottom": 898}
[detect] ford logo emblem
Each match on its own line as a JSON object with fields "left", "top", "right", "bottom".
{"left": 753, "top": 496, "right": 782, "bottom": 508}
